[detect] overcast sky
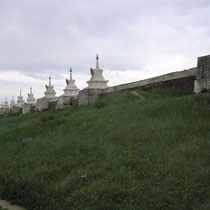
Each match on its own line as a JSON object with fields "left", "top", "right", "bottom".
{"left": 1, "top": 0, "right": 210, "bottom": 102}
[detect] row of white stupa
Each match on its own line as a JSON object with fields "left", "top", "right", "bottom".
{"left": 0, "top": 55, "right": 109, "bottom": 109}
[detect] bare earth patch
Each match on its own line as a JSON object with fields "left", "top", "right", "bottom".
{"left": 0, "top": 200, "right": 26, "bottom": 210}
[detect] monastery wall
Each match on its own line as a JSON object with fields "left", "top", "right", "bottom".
{"left": 103, "top": 68, "right": 197, "bottom": 95}
{"left": 1, "top": 54, "right": 210, "bottom": 116}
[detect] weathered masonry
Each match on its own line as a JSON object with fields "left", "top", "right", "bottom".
{"left": 103, "top": 68, "right": 196, "bottom": 94}
{"left": 79, "top": 54, "right": 210, "bottom": 106}
{"left": 103, "top": 55, "right": 210, "bottom": 94}
{"left": 194, "top": 55, "right": 210, "bottom": 93}
{"left": 1, "top": 54, "right": 210, "bottom": 116}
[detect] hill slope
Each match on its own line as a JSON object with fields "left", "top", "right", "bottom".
{"left": 0, "top": 89, "right": 210, "bottom": 210}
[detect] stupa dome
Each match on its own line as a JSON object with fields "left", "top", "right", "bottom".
{"left": 62, "top": 68, "right": 79, "bottom": 97}
{"left": 27, "top": 87, "right": 36, "bottom": 105}
{"left": 86, "top": 55, "right": 108, "bottom": 89}
{"left": 44, "top": 76, "right": 56, "bottom": 99}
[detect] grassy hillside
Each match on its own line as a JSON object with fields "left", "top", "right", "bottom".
{"left": 0, "top": 89, "right": 209, "bottom": 210}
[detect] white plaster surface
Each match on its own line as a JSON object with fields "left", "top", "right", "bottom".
{"left": 44, "top": 77, "right": 56, "bottom": 99}
{"left": 194, "top": 80, "right": 203, "bottom": 93}
{"left": 17, "top": 96, "right": 24, "bottom": 108}
{"left": 86, "top": 55, "right": 108, "bottom": 89}
{"left": 36, "top": 97, "right": 51, "bottom": 111}
{"left": 62, "top": 69, "right": 79, "bottom": 97}
{"left": 27, "top": 87, "right": 36, "bottom": 105}
{"left": 10, "top": 96, "right": 16, "bottom": 108}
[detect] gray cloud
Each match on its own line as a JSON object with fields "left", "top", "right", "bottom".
{"left": 0, "top": 0, "right": 210, "bottom": 101}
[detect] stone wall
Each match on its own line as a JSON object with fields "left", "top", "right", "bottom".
{"left": 36, "top": 98, "right": 51, "bottom": 111}
{"left": 78, "top": 89, "right": 104, "bottom": 106}
{"left": 22, "top": 104, "right": 35, "bottom": 114}
{"left": 12, "top": 106, "right": 22, "bottom": 114}
{"left": 3, "top": 55, "right": 210, "bottom": 115}
{"left": 76, "top": 68, "right": 196, "bottom": 106}
{"left": 197, "top": 55, "right": 210, "bottom": 81}
{"left": 141, "top": 75, "right": 196, "bottom": 91}
{"left": 194, "top": 55, "right": 210, "bottom": 93}
{"left": 103, "top": 68, "right": 197, "bottom": 94}
{"left": 0, "top": 108, "right": 10, "bottom": 116}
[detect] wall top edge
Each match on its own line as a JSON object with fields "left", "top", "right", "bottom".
{"left": 104, "top": 67, "right": 197, "bottom": 92}
{"left": 198, "top": 55, "right": 210, "bottom": 59}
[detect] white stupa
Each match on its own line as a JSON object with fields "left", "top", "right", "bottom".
{"left": 10, "top": 96, "right": 16, "bottom": 108}
{"left": 44, "top": 76, "right": 56, "bottom": 99}
{"left": 87, "top": 55, "right": 109, "bottom": 89}
{"left": 17, "top": 90, "right": 24, "bottom": 108}
{"left": 4, "top": 97, "right": 9, "bottom": 109}
{"left": 27, "top": 87, "right": 36, "bottom": 105}
{"left": 1, "top": 101, "right": 4, "bottom": 108}
{"left": 62, "top": 68, "right": 79, "bottom": 97}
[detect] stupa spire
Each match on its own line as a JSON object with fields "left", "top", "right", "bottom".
{"left": 44, "top": 76, "right": 56, "bottom": 98}
{"left": 70, "top": 68, "right": 72, "bottom": 80}
{"left": 49, "top": 76, "right": 51, "bottom": 86}
{"left": 62, "top": 68, "right": 79, "bottom": 97}
{"left": 17, "top": 90, "right": 24, "bottom": 108}
{"left": 27, "top": 86, "right": 36, "bottom": 105}
{"left": 10, "top": 96, "right": 15, "bottom": 108}
{"left": 4, "top": 97, "right": 9, "bottom": 108}
{"left": 96, "top": 54, "right": 99, "bottom": 69}
{"left": 86, "top": 55, "right": 108, "bottom": 89}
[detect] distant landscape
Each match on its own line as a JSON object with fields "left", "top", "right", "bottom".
{"left": 0, "top": 89, "right": 210, "bottom": 210}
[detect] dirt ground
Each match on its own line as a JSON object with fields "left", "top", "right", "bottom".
{"left": 0, "top": 200, "right": 26, "bottom": 210}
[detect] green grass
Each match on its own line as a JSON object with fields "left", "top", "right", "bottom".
{"left": 0, "top": 89, "right": 210, "bottom": 210}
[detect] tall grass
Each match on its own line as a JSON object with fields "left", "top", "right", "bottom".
{"left": 0, "top": 89, "right": 209, "bottom": 210}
